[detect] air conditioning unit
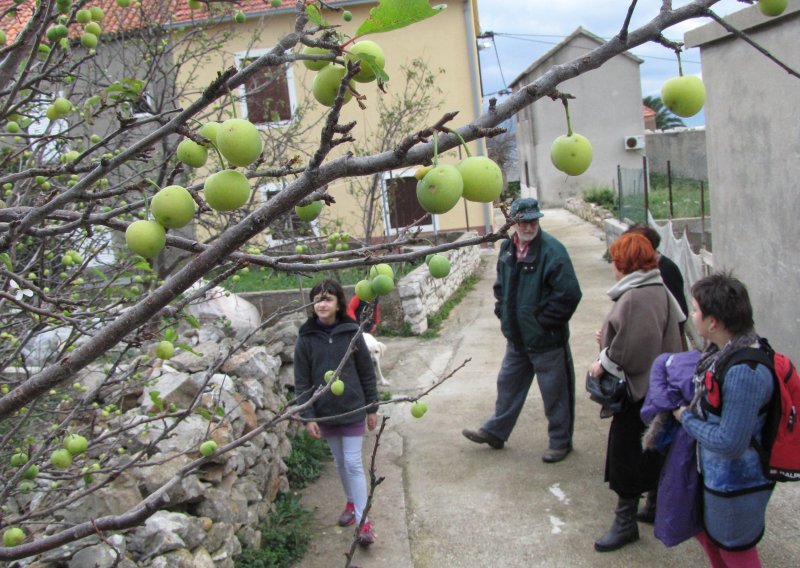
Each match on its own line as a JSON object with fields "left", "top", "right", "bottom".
{"left": 624, "top": 135, "right": 645, "bottom": 150}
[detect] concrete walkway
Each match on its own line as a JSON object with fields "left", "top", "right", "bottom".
{"left": 296, "top": 209, "right": 800, "bottom": 568}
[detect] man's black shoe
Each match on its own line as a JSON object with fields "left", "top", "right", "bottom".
{"left": 462, "top": 428, "right": 504, "bottom": 449}
{"left": 541, "top": 446, "right": 572, "bottom": 463}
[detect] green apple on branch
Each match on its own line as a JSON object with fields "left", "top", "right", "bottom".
{"left": 416, "top": 164, "right": 463, "bottom": 214}
{"left": 203, "top": 170, "right": 251, "bottom": 212}
{"left": 661, "top": 74, "right": 706, "bottom": 118}
{"left": 550, "top": 99, "right": 592, "bottom": 176}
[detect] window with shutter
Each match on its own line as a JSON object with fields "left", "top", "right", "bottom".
{"left": 236, "top": 49, "right": 297, "bottom": 126}
{"left": 381, "top": 169, "right": 435, "bottom": 235}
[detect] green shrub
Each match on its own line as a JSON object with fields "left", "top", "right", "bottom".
{"left": 235, "top": 493, "right": 312, "bottom": 568}
{"left": 583, "top": 186, "right": 616, "bottom": 209}
{"left": 284, "top": 430, "right": 331, "bottom": 490}
{"left": 646, "top": 173, "right": 711, "bottom": 219}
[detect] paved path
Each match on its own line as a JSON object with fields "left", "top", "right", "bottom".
{"left": 296, "top": 209, "right": 800, "bottom": 568}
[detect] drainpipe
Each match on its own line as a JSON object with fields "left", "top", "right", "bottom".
{"left": 464, "top": 0, "right": 493, "bottom": 237}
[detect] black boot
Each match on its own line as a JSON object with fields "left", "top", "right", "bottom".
{"left": 594, "top": 497, "right": 640, "bottom": 552}
{"left": 636, "top": 490, "right": 656, "bottom": 524}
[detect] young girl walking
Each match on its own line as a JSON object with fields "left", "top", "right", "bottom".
{"left": 294, "top": 280, "right": 380, "bottom": 545}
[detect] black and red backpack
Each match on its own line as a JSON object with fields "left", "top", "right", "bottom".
{"left": 701, "top": 337, "right": 800, "bottom": 482}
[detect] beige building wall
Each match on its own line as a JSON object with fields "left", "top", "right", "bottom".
{"left": 173, "top": 1, "right": 490, "bottom": 241}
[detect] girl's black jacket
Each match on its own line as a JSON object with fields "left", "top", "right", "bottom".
{"left": 293, "top": 316, "right": 379, "bottom": 425}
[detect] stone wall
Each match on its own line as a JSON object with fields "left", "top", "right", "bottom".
{"left": 397, "top": 232, "right": 483, "bottom": 334}
{"left": 563, "top": 197, "right": 615, "bottom": 228}
{"left": 15, "top": 306, "right": 303, "bottom": 568}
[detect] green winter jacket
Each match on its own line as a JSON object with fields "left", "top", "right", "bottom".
{"left": 493, "top": 232, "right": 582, "bottom": 353}
{"left": 294, "top": 316, "right": 379, "bottom": 425}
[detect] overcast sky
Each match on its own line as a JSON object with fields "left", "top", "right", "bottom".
{"left": 474, "top": 0, "right": 751, "bottom": 127}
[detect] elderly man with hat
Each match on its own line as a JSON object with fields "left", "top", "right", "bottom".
{"left": 463, "top": 198, "right": 582, "bottom": 462}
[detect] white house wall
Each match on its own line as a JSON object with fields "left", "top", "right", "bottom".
{"left": 685, "top": 5, "right": 800, "bottom": 360}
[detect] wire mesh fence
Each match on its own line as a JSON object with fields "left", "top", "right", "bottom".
{"left": 617, "top": 165, "right": 648, "bottom": 224}
{"left": 616, "top": 160, "right": 710, "bottom": 223}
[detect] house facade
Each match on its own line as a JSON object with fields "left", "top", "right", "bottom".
{"left": 685, "top": 4, "right": 800, "bottom": 360}
{"left": 510, "top": 27, "right": 646, "bottom": 207}
{"left": 172, "top": 0, "right": 491, "bottom": 243}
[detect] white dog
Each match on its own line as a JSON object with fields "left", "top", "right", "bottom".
{"left": 363, "top": 333, "right": 389, "bottom": 386}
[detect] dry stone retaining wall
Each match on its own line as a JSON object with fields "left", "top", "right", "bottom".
{"left": 13, "top": 297, "right": 303, "bottom": 568}
{"left": 564, "top": 197, "right": 615, "bottom": 228}
{"left": 397, "top": 232, "right": 483, "bottom": 334}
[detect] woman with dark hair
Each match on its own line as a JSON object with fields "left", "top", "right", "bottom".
{"left": 674, "top": 273, "right": 774, "bottom": 567}
{"left": 589, "top": 233, "right": 685, "bottom": 552}
{"left": 294, "top": 280, "right": 379, "bottom": 546}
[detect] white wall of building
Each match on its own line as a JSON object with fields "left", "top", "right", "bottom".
{"left": 685, "top": 5, "right": 800, "bottom": 360}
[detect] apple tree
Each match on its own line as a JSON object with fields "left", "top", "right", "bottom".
{"left": 0, "top": 0, "right": 789, "bottom": 562}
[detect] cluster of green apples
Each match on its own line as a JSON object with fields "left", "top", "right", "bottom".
{"left": 3, "top": 109, "right": 40, "bottom": 135}
{"left": 125, "top": 117, "right": 263, "bottom": 258}
{"left": 415, "top": 154, "right": 503, "bottom": 215}
{"left": 50, "top": 433, "right": 89, "bottom": 469}
{"left": 326, "top": 231, "right": 350, "bottom": 252}
{"left": 294, "top": 242, "right": 310, "bottom": 254}
{"left": 354, "top": 263, "right": 395, "bottom": 302}
{"left": 75, "top": 6, "right": 106, "bottom": 49}
{"left": 6, "top": 433, "right": 89, "bottom": 497}
{"left": 425, "top": 254, "right": 450, "bottom": 279}
{"left": 324, "top": 369, "right": 345, "bottom": 395}
{"left": 9, "top": 450, "right": 40, "bottom": 483}
{"left": 302, "top": 38, "right": 386, "bottom": 107}
{"left": 44, "top": 96, "right": 73, "bottom": 122}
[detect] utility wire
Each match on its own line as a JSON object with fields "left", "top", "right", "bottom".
{"left": 493, "top": 32, "right": 701, "bottom": 64}
{"left": 490, "top": 34, "right": 508, "bottom": 91}
{"left": 477, "top": 30, "right": 703, "bottom": 97}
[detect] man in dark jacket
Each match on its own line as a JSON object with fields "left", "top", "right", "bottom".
{"left": 463, "top": 198, "right": 582, "bottom": 463}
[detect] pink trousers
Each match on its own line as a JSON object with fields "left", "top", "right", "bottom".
{"left": 695, "top": 530, "right": 761, "bottom": 568}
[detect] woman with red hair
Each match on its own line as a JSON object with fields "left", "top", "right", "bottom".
{"left": 589, "top": 233, "right": 686, "bottom": 552}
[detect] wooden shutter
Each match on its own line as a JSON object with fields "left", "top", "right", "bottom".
{"left": 387, "top": 177, "right": 431, "bottom": 229}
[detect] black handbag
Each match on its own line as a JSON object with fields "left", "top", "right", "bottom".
{"left": 585, "top": 370, "right": 629, "bottom": 414}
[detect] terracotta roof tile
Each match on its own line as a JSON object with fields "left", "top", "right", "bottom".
{"left": 0, "top": 0, "right": 299, "bottom": 43}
